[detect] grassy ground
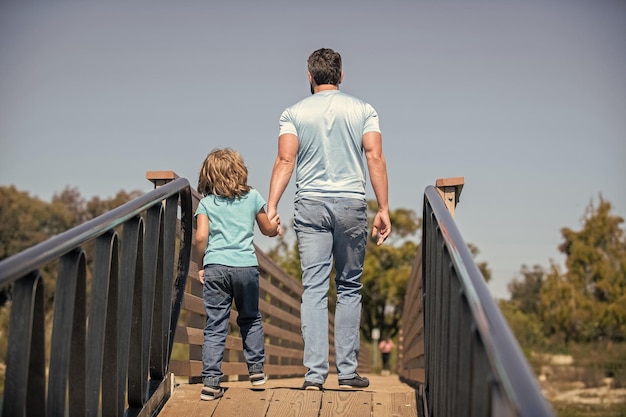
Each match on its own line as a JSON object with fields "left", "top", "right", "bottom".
{"left": 532, "top": 342, "right": 626, "bottom": 417}
{"left": 553, "top": 402, "right": 626, "bottom": 417}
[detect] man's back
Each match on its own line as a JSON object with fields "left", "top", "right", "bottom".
{"left": 279, "top": 90, "right": 381, "bottom": 200}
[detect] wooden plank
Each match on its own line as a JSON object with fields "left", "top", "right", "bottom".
{"left": 264, "top": 364, "right": 307, "bottom": 376}
{"left": 168, "top": 360, "right": 191, "bottom": 376}
{"left": 260, "top": 278, "right": 301, "bottom": 312}
{"left": 211, "top": 386, "right": 273, "bottom": 417}
{"left": 157, "top": 374, "right": 418, "bottom": 417}
{"left": 319, "top": 390, "right": 371, "bottom": 417}
{"left": 259, "top": 298, "right": 301, "bottom": 328}
{"left": 182, "top": 292, "right": 204, "bottom": 315}
{"left": 372, "top": 391, "right": 418, "bottom": 417}
{"left": 407, "top": 368, "right": 425, "bottom": 384}
{"left": 265, "top": 389, "right": 322, "bottom": 417}
{"left": 256, "top": 249, "right": 303, "bottom": 296}
{"left": 262, "top": 322, "right": 304, "bottom": 344}
{"left": 173, "top": 325, "right": 202, "bottom": 345}
{"left": 157, "top": 380, "right": 220, "bottom": 417}
{"left": 265, "top": 344, "right": 304, "bottom": 360}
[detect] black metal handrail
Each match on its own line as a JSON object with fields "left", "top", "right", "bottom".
{"left": 0, "top": 178, "right": 193, "bottom": 417}
{"left": 422, "top": 185, "right": 554, "bottom": 417}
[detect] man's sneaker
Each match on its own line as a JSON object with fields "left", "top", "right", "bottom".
{"left": 200, "top": 385, "right": 224, "bottom": 401}
{"left": 250, "top": 373, "right": 268, "bottom": 386}
{"left": 302, "top": 380, "right": 323, "bottom": 391}
{"left": 338, "top": 374, "right": 370, "bottom": 389}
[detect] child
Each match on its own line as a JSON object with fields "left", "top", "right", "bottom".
{"left": 194, "top": 148, "right": 281, "bottom": 401}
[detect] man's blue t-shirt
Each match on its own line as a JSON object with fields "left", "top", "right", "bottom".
{"left": 195, "top": 189, "right": 266, "bottom": 267}
{"left": 279, "top": 89, "right": 381, "bottom": 201}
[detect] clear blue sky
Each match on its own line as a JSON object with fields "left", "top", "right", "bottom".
{"left": 1, "top": 1, "right": 625, "bottom": 299}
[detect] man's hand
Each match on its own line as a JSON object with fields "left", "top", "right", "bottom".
{"left": 196, "top": 269, "right": 204, "bottom": 284}
{"left": 372, "top": 210, "right": 391, "bottom": 245}
{"left": 270, "top": 212, "right": 282, "bottom": 237}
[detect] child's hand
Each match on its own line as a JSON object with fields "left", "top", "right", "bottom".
{"left": 273, "top": 215, "right": 282, "bottom": 237}
{"left": 197, "top": 270, "right": 204, "bottom": 284}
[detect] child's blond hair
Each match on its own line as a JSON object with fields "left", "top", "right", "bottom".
{"left": 197, "top": 148, "right": 251, "bottom": 198}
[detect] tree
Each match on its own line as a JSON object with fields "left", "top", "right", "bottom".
{"left": 361, "top": 202, "right": 420, "bottom": 341}
{"left": 498, "top": 299, "right": 545, "bottom": 351}
{"left": 508, "top": 264, "right": 545, "bottom": 316}
{"left": 539, "top": 196, "right": 626, "bottom": 343}
{"left": 0, "top": 185, "right": 144, "bottom": 364}
{"left": 0, "top": 186, "right": 63, "bottom": 308}
{"left": 500, "top": 264, "right": 547, "bottom": 348}
{"left": 468, "top": 243, "right": 492, "bottom": 283}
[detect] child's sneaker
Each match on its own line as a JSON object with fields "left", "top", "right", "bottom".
{"left": 200, "top": 385, "right": 224, "bottom": 401}
{"left": 250, "top": 372, "right": 268, "bottom": 386}
{"left": 338, "top": 374, "right": 370, "bottom": 389}
{"left": 302, "top": 380, "right": 323, "bottom": 391}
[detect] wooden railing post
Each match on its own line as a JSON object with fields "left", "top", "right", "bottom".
{"left": 435, "top": 177, "right": 464, "bottom": 217}
{"left": 146, "top": 171, "right": 180, "bottom": 188}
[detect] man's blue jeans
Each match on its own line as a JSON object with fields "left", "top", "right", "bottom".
{"left": 294, "top": 197, "right": 367, "bottom": 384}
{"left": 201, "top": 264, "right": 265, "bottom": 386}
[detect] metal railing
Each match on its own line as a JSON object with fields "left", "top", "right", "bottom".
{"left": 0, "top": 178, "right": 193, "bottom": 417}
{"left": 419, "top": 185, "right": 554, "bottom": 416}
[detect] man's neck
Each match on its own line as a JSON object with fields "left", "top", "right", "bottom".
{"left": 313, "top": 84, "right": 339, "bottom": 93}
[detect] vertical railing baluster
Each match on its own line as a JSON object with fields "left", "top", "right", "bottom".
{"left": 124, "top": 217, "right": 145, "bottom": 409}
{"left": 102, "top": 234, "right": 121, "bottom": 417}
{"left": 47, "top": 250, "right": 86, "bottom": 417}
{"left": 3, "top": 272, "right": 45, "bottom": 417}
{"left": 86, "top": 232, "right": 116, "bottom": 417}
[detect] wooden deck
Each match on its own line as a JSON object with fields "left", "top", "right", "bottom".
{"left": 157, "top": 373, "right": 418, "bottom": 417}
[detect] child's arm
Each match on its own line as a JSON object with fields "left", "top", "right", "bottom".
{"left": 256, "top": 207, "right": 281, "bottom": 237}
{"left": 194, "top": 214, "right": 210, "bottom": 283}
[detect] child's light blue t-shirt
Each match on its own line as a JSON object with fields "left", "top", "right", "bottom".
{"left": 195, "top": 189, "right": 266, "bottom": 267}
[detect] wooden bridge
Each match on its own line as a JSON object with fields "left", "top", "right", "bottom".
{"left": 0, "top": 172, "right": 555, "bottom": 416}
{"left": 158, "top": 374, "right": 417, "bottom": 417}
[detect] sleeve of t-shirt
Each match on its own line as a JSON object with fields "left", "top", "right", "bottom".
{"left": 279, "top": 108, "right": 298, "bottom": 136}
{"left": 252, "top": 189, "right": 267, "bottom": 214}
{"left": 195, "top": 198, "right": 208, "bottom": 217}
{"left": 363, "top": 103, "right": 381, "bottom": 134}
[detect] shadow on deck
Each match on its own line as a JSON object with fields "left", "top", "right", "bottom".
{"left": 158, "top": 373, "right": 418, "bottom": 417}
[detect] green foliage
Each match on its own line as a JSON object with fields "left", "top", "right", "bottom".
{"left": 468, "top": 242, "right": 492, "bottom": 282}
{"left": 0, "top": 186, "right": 55, "bottom": 260}
{"left": 265, "top": 222, "right": 302, "bottom": 281}
{"left": 498, "top": 299, "right": 546, "bottom": 350}
{"left": 505, "top": 197, "right": 626, "bottom": 345}
{"left": 540, "top": 197, "right": 626, "bottom": 343}
{"left": 508, "top": 264, "right": 545, "bottom": 316}
{"left": 0, "top": 185, "right": 143, "bottom": 366}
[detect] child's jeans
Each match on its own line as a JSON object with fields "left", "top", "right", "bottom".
{"left": 201, "top": 264, "right": 265, "bottom": 386}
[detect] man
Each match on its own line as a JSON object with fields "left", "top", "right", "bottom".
{"left": 267, "top": 48, "right": 391, "bottom": 391}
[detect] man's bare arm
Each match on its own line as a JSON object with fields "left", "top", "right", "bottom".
{"left": 267, "top": 133, "right": 298, "bottom": 220}
{"left": 363, "top": 131, "right": 391, "bottom": 244}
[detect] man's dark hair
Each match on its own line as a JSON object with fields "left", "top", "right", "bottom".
{"left": 307, "top": 48, "right": 342, "bottom": 85}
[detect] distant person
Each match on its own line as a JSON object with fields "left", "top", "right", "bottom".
{"left": 195, "top": 148, "right": 281, "bottom": 401}
{"left": 267, "top": 48, "right": 391, "bottom": 391}
{"left": 378, "top": 337, "right": 394, "bottom": 375}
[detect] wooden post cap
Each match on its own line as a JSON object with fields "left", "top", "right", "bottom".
{"left": 146, "top": 171, "right": 180, "bottom": 188}
{"left": 435, "top": 177, "right": 464, "bottom": 216}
